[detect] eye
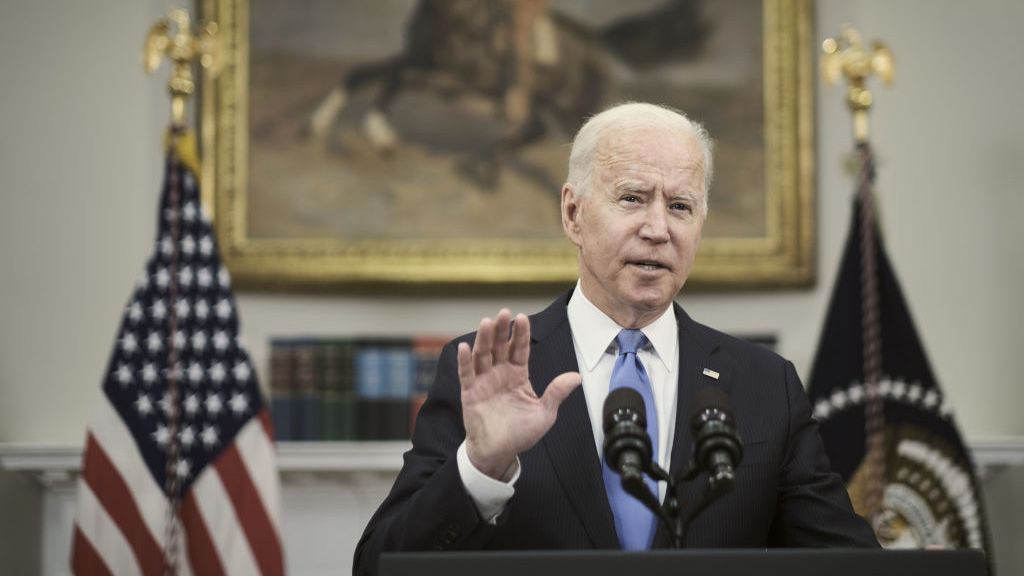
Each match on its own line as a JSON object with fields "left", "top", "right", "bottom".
{"left": 620, "top": 194, "right": 642, "bottom": 204}
{"left": 670, "top": 201, "right": 693, "bottom": 213}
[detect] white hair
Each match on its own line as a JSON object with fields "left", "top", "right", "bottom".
{"left": 566, "top": 102, "right": 714, "bottom": 215}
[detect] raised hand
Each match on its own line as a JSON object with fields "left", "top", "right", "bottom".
{"left": 458, "top": 309, "right": 582, "bottom": 479}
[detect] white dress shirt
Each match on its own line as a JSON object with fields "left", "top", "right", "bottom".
{"left": 457, "top": 282, "right": 680, "bottom": 521}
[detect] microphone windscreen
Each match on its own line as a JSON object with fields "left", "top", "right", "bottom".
{"left": 603, "top": 387, "right": 647, "bottom": 432}
{"left": 690, "top": 387, "right": 734, "bottom": 427}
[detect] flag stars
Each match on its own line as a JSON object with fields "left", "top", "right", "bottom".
{"left": 215, "top": 298, "right": 233, "bottom": 321}
{"left": 127, "top": 302, "right": 144, "bottom": 324}
{"left": 196, "top": 267, "right": 213, "bottom": 289}
{"left": 201, "top": 425, "right": 219, "bottom": 448}
{"left": 191, "top": 330, "right": 208, "bottom": 352}
{"left": 147, "top": 332, "right": 163, "bottom": 354}
{"left": 205, "top": 393, "right": 223, "bottom": 416}
{"left": 218, "top": 268, "right": 231, "bottom": 289}
{"left": 120, "top": 333, "right": 138, "bottom": 355}
{"left": 114, "top": 363, "right": 134, "bottom": 386}
{"left": 184, "top": 393, "right": 200, "bottom": 416}
{"left": 229, "top": 392, "right": 249, "bottom": 416}
{"left": 847, "top": 384, "right": 864, "bottom": 404}
{"left": 173, "top": 330, "right": 187, "bottom": 351}
{"left": 165, "top": 362, "right": 184, "bottom": 381}
{"left": 178, "top": 266, "right": 194, "bottom": 288}
{"left": 160, "top": 235, "right": 174, "bottom": 257}
{"left": 155, "top": 268, "right": 170, "bottom": 290}
{"left": 209, "top": 362, "right": 226, "bottom": 385}
{"left": 232, "top": 362, "right": 251, "bottom": 383}
{"left": 175, "top": 299, "right": 191, "bottom": 321}
{"left": 150, "top": 300, "right": 168, "bottom": 322}
{"left": 830, "top": 389, "right": 848, "bottom": 409}
{"left": 199, "top": 235, "right": 213, "bottom": 258}
{"left": 183, "top": 202, "right": 197, "bottom": 222}
{"left": 194, "top": 299, "right": 210, "bottom": 322}
{"left": 213, "top": 331, "right": 230, "bottom": 353}
{"left": 892, "top": 380, "right": 907, "bottom": 400}
{"left": 923, "top": 390, "right": 940, "bottom": 409}
{"left": 181, "top": 234, "right": 196, "bottom": 256}
{"left": 159, "top": 392, "right": 175, "bottom": 417}
{"left": 135, "top": 393, "right": 154, "bottom": 417}
{"left": 153, "top": 424, "right": 171, "bottom": 448}
{"left": 878, "top": 379, "right": 893, "bottom": 397}
{"left": 187, "top": 361, "right": 205, "bottom": 385}
{"left": 174, "top": 458, "right": 191, "bottom": 479}
{"left": 179, "top": 425, "right": 196, "bottom": 448}
{"left": 907, "top": 383, "right": 923, "bottom": 403}
{"left": 141, "top": 362, "right": 158, "bottom": 386}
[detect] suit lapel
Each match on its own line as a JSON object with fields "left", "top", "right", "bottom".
{"left": 667, "top": 305, "right": 720, "bottom": 478}
{"left": 529, "top": 293, "right": 620, "bottom": 549}
{"left": 653, "top": 304, "right": 723, "bottom": 547}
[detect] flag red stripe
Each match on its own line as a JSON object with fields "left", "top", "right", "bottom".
{"left": 215, "top": 443, "right": 284, "bottom": 576}
{"left": 71, "top": 525, "right": 115, "bottom": 576}
{"left": 81, "top": 433, "right": 164, "bottom": 576}
{"left": 180, "top": 491, "right": 226, "bottom": 576}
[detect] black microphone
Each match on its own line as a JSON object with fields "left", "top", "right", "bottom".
{"left": 689, "top": 387, "right": 743, "bottom": 491}
{"left": 602, "top": 387, "right": 653, "bottom": 490}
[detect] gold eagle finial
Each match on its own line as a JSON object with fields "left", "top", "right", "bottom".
{"left": 821, "top": 25, "right": 894, "bottom": 142}
{"left": 143, "top": 8, "right": 222, "bottom": 128}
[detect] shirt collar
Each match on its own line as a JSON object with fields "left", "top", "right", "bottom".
{"left": 567, "top": 280, "right": 678, "bottom": 372}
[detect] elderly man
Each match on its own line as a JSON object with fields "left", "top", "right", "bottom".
{"left": 353, "top": 103, "right": 878, "bottom": 575}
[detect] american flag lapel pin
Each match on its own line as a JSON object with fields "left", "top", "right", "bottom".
{"left": 702, "top": 368, "right": 720, "bottom": 380}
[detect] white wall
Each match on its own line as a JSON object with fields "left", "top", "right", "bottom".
{"left": 2, "top": 0, "right": 1022, "bottom": 573}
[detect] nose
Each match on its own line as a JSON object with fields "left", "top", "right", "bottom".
{"left": 639, "top": 203, "right": 670, "bottom": 243}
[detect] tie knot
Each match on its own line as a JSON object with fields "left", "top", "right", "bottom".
{"left": 615, "top": 329, "right": 647, "bottom": 356}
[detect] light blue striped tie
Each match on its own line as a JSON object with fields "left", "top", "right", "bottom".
{"left": 603, "top": 329, "right": 659, "bottom": 550}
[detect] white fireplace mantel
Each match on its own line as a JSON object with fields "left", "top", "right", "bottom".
{"left": 4, "top": 438, "right": 1024, "bottom": 486}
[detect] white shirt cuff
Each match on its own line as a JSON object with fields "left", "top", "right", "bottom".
{"left": 456, "top": 441, "right": 519, "bottom": 524}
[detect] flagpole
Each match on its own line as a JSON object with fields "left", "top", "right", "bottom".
{"left": 143, "top": 9, "right": 221, "bottom": 575}
{"left": 821, "top": 26, "right": 894, "bottom": 520}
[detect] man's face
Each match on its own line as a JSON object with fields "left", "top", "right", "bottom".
{"left": 562, "top": 126, "right": 706, "bottom": 327}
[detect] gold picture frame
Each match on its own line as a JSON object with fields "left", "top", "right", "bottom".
{"left": 200, "top": 0, "right": 814, "bottom": 291}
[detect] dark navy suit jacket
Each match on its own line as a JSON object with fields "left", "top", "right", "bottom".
{"left": 354, "top": 292, "right": 878, "bottom": 575}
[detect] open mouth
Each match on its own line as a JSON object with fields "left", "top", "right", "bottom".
{"left": 629, "top": 260, "right": 669, "bottom": 272}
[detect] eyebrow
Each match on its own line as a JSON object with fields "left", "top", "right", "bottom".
{"left": 613, "top": 179, "right": 652, "bottom": 193}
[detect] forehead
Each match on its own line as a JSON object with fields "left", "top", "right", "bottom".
{"left": 593, "top": 126, "right": 704, "bottom": 186}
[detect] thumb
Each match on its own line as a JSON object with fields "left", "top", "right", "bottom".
{"left": 540, "top": 372, "right": 582, "bottom": 414}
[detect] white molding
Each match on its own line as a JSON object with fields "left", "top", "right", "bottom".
{"left": 0, "top": 441, "right": 410, "bottom": 484}
{"left": 3, "top": 437, "right": 1022, "bottom": 484}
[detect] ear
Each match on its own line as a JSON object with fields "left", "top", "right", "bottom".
{"left": 561, "top": 184, "right": 583, "bottom": 247}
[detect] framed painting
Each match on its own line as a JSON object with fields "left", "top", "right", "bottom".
{"left": 200, "top": 0, "right": 814, "bottom": 290}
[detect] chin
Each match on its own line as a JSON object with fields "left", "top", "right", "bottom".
{"left": 624, "top": 288, "right": 674, "bottom": 313}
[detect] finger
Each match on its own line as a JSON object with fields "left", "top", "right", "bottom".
{"left": 540, "top": 371, "right": 583, "bottom": 415}
{"left": 457, "top": 341, "right": 476, "bottom": 392}
{"left": 491, "top": 309, "right": 513, "bottom": 364}
{"left": 509, "top": 313, "right": 531, "bottom": 366}
{"left": 473, "top": 316, "right": 494, "bottom": 375}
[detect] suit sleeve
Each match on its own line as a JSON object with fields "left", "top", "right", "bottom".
{"left": 769, "top": 360, "right": 881, "bottom": 547}
{"left": 352, "top": 339, "right": 503, "bottom": 576}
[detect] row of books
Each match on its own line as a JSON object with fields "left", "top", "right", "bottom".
{"left": 268, "top": 335, "right": 451, "bottom": 441}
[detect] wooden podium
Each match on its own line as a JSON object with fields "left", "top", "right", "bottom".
{"left": 380, "top": 549, "right": 988, "bottom": 576}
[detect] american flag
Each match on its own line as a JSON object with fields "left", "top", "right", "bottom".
{"left": 71, "top": 139, "right": 285, "bottom": 575}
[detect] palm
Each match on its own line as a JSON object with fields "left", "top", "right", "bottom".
{"left": 458, "top": 309, "right": 581, "bottom": 479}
